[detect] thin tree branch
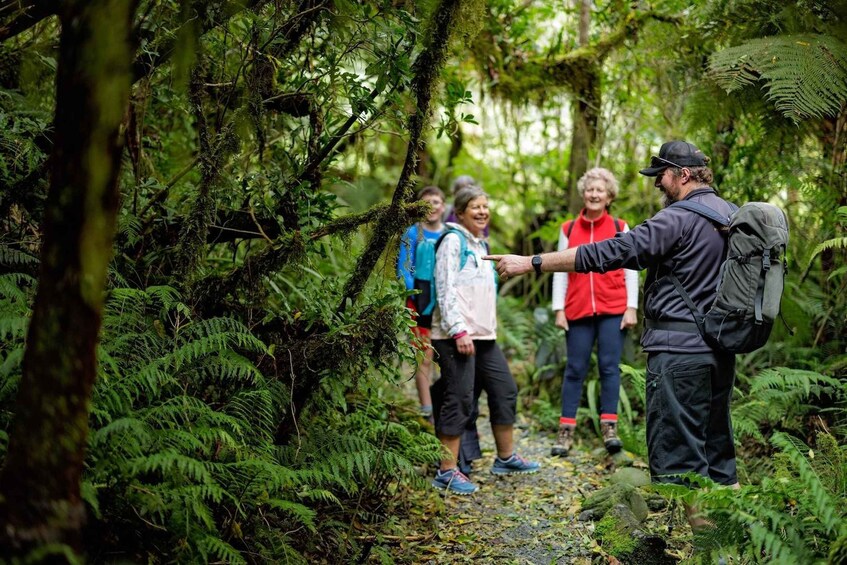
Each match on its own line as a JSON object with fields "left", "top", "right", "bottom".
{"left": 337, "top": 0, "right": 464, "bottom": 313}
{"left": 0, "top": 0, "right": 55, "bottom": 43}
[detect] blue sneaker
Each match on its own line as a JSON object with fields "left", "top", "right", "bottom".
{"left": 431, "top": 468, "right": 478, "bottom": 495}
{"left": 491, "top": 453, "right": 541, "bottom": 475}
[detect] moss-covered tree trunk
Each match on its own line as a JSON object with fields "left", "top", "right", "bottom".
{"left": 0, "top": 0, "right": 136, "bottom": 557}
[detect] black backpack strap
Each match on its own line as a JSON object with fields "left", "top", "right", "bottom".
{"left": 644, "top": 318, "right": 700, "bottom": 333}
{"left": 669, "top": 201, "right": 731, "bottom": 227}
{"left": 613, "top": 218, "right": 622, "bottom": 232}
{"left": 565, "top": 220, "right": 575, "bottom": 239}
{"left": 752, "top": 248, "right": 772, "bottom": 324}
{"left": 667, "top": 273, "right": 707, "bottom": 337}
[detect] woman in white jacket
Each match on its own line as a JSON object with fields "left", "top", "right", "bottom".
{"left": 430, "top": 186, "right": 540, "bottom": 495}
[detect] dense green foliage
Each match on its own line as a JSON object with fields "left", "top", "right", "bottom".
{"left": 0, "top": 0, "right": 845, "bottom": 562}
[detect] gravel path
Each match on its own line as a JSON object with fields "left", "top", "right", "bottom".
{"left": 395, "top": 408, "right": 625, "bottom": 564}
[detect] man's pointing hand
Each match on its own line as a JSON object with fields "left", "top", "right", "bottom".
{"left": 483, "top": 254, "right": 533, "bottom": 280}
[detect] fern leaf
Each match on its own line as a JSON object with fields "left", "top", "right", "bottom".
{"left": 771, "top": 433, "right": 843, "bottom": 536}
{"left": 128, "top": 451, "right": 214, "bottom": 484}
{"left": 807, "top": 237, "right": 847, "bottom": 270}
{"left": 0, "top": 245, "right": 38, "bottom": 267}
{"left": 198, "top": 535, "right": 247, "bottom": 565}
{"left": 709, "top": 34, "right": 847, "bottom": 122}
{"left": 265, "top": 499, "right": 317, "bottom": 531}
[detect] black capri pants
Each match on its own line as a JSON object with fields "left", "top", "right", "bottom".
{"left": 431, "top": 339, "right": 517, "bottom": 437}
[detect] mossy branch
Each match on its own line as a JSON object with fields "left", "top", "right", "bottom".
{"left": 267, "top": 302, "right": 401, "bottom": 444}
{"left": 492, "top": 10, "right": 681, "bottom": 100}
{"left": 0, "top": 0, "right": 55, "bottom": 43}
{"left": 195, "top": 201, "right": 429, "bottom": 312}
{"left": 174, "top": 71, "right": 240, "bottom": 283}
{"left": 337, "top": 0, "right": 463, "bottom": 313}
{"left": 131, "top": 0, "right": 271, "bottom": 82}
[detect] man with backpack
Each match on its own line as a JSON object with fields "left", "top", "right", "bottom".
{"left": 397, "top": 185, "right": 446, "bottom": 420}
{"left": 486, "top": 141, "right": 787, "bottom": 528}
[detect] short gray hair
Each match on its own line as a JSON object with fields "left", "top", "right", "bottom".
{"left": 454, "top": 185, "right": 488, "bottom": 214}
{"left": 577, "top": 167, "right": 619, "bottom": 201}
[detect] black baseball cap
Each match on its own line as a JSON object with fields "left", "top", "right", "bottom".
{"left": 639, "top": 141, "right": 708, "bottom": 176}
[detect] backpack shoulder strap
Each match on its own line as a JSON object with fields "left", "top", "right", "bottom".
{"left": 669, "top": 201, "right": 731, "bottom": 227}
{"left": 436, "top": 228, "right": 474, "bottom": 271}
{"left": 565, "top": 220, "right": 575, "bottom": 239}
{"left": 613, "top": 217, "right": 622, "bottom": 233}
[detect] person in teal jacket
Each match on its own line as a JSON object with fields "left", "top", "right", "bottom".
{"left": 397, "top": 185, "right": 445, "bottom": 418}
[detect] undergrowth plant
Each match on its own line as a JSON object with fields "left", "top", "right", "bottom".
{"left": 663, "top": 431, "right": 847, "bottom": 564}
{"left": 0, "top": 279, "right": 442, "bottom": 563}
{"left": 731, "top": 366, "right": 847, "bottom": 445}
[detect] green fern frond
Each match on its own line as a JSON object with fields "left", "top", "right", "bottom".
{"left": 0, "top": 272, "right": 36, "bottom": 296}
{"left": 0, "top": 246, "right": 38, "bottom": 267}
{"left": 80, "top": 480, "right": 101, "bottom": 520}
{"left": 90, "top": 417, "right": 153, "bottom": 449}
{"left": 170, "top": 483, "right": 234, "bottom": 506}
{"left": 265, "top": 499, "right": 318, "bottom": 531}
{"left": 0, "top": 345, "right": 24, "bottom": 380}
{"left": 180, "top": 317, "right": 268, "bottom": 352}
{"left": 709, "top": 34, "right": 847, "bottom": 121}
{"left": 807, "top": 237, "right": 847, "bottom": 270}
{"left": 732, "top": 367, "right": 844, "bottom": 441}
{"left": 197, "top": 536, "right": 247, "bottom": 565}
{"left": 750, "top": 367, "right": 842, "bottom": 396}
{"left": 771, "top": 432, "right": 843, "bottom": 536}
{"left": 224, "top": 390, "right": 277, "bottom": 442}
{"left": 194, "top": 350, "right": 266, "bottom": 384}
{"left": 0, "top": 316, "right": 28, "bottom": 341}
{"left": 128, "top": 450, "right": 215, "bottom": 483}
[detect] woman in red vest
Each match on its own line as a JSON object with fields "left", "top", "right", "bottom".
{"left": 550, "top": 168, "right": 638, "bottom": 457}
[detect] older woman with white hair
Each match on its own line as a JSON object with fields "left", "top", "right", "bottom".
{"left": 549, "top": 167, "right": 639, "bottom": 458}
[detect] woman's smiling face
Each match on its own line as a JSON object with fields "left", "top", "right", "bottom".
{"left": 457, "top": 196, "right": 490, "bottom": 237}
{"left": 582, "top": 180, "right": 612, "bottom": 215}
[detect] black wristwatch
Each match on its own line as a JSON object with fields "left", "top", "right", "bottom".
{"left": 531, "top": 255, "right": 543, "bottom": 275}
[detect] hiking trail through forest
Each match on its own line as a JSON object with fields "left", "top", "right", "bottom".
{"left": 387, "top": 398, "right": 690, "bottom": 564}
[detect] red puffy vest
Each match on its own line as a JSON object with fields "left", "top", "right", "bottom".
{"left": 562, "top": 210, "right": 628, "bottom": 321}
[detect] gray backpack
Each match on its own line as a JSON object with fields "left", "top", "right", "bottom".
{"left": 668, "top": 201, "right": 789, "bottom": 353}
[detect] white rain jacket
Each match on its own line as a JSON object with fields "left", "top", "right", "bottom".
{"left": 431, "top": 223, "right": 497, "bottom": 340}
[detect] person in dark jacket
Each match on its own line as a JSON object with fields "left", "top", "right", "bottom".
{"left": 485, "top": 141, "right": 738, "bottom": 529}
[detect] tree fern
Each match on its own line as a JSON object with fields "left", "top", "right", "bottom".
{"left": 709, "top": 34, "right": 847, "bottom": 122}
{"left": 685, "top": 431, "right": 847, "bottom": 563}
{"left": 732, "top": 367, "right": 846, "bottom": 442}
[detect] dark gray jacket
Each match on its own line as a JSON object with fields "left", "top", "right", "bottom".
{"left": 575, "top": 188, "right": 734, "bottom": 353}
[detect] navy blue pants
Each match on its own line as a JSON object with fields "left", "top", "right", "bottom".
{"left": 561, "top": 315, "right": 625, "bottom": 419}
{"left": 646, "top": 351, "right": 737, "bottom": 485}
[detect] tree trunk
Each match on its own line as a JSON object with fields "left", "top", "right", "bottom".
{"left": 0, "top": 0, "right": 136, "bottom": 558}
